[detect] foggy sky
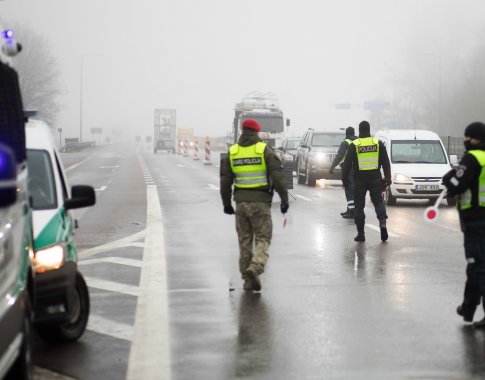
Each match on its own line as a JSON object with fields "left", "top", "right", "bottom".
{"left": 1, "top": 0, "right": 485, "bottom": 140}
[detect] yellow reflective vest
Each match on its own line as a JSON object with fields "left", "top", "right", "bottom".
{"left": 229, "top": 142, "right": 269, "bottom": 189}
{"left": 458, "top": 150, "right": 485, "bottom": 210}
{"left": 353, "top": 137, "right": 380, "bottom": 171}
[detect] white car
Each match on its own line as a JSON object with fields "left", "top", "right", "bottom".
{"left": 375, "top": 129, "right": 457, "bottom": 206}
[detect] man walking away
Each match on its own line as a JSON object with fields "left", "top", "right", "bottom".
{"left": 220, "top": 119, "right": 289, "bottom": 291}
{"left": 341, "top": 121, "right": 392, "bottom": 242}
{"left": 329, "top": 126, "right": 357, "bottom": 218}
{"left": 442, "top": 122, "right": 485, "bottom": 327}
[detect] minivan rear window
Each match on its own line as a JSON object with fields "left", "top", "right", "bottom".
{"left": 391, "top": 140, "right": 447, "bottom": 164}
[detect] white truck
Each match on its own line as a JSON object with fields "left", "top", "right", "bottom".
{"left": 228, "top": 92, "right": 294, "bottom": 189}
{"left": 0, "top": 29, "right": 34, "bottom": 379}
{"left": 154, "top": 109, "right": 177, "bottom": 153}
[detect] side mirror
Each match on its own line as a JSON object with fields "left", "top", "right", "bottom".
{"left": 65, "top": 185, "right": 96, "bottom": 210}
{"left": 0, "top": 144, "right": 18, "bottom": 207}
{"left": 449, "top": 155, "right": 458, "bottom": 166}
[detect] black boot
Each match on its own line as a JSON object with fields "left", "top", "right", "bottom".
{"left": 457, "top": 304, "right": 476, "bottom": 322}
{"left": 354, "top": 232, "right": 365, "bottom": 242}
{"left": 379, "top": 219, "right": 388, "bottom": 241}
{"left": 341, "top": 209, "right": 355, "bottom": 219}
{"left": 340, "top": 208, "right": 350, "bottom": 216}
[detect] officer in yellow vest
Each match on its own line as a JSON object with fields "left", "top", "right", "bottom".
{"left": 220, "top": 119, "right": 289, "bottom": 291}
{"left": 329, "top": 126, "right": 357, "bottom": 218}
{"left": 341, "top": 121, "right": 392, "bottom": 242}
{"left": 442, "top": 122, "right": 485, "bottom": 327}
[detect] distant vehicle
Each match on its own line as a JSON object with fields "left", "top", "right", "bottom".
{"left": 0, "top": 35, "right": 35, "bottom": 379}
{"left": 276, "top": 136, "right": 301, "bottom": 172}
{"left": 296, "top": 129, "right": 344, "bottom": 185}
{"left": 26, "top": 119, "right": 95, "bottom": 342}
{"left": 375, "top": 129, "right": 457, "bottom": 206}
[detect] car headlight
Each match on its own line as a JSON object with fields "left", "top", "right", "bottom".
{"left": 283, "top": 153, "right": 294, "bottom": 161}
{"left": 311, "top": 152, "right": 324, "bottom": 161}
{"left": 33, "top": 244, "right": 65, "bottom": 273}
{"left": 393, "top": 173, "right": 413, "bottom": 184}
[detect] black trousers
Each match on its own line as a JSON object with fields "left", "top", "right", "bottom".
{"left": 462, "top": 220, "right": 485, "bottom": 318}
{"left": 343, "top": 171, "right": 355, "bottom": 210}
{"left": 353, "top": 179, "right": 387, "bottom": 233}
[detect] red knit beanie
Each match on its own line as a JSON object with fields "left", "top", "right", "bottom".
{"left": 242, "top": 119, "right": 261, "bottom": 132}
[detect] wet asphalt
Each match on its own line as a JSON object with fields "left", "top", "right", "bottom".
{"left": 33, "top": 143, "right": 485, "bottom": 380}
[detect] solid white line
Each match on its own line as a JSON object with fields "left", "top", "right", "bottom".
{"left": 95, "top": 185, "right": 107, "bottom": 192}
{"left": 365, "top": 223, "right": 400, "bottom": 238}
{"left": 84, "top": 277, "right": 139, "bottom": 296}
{"left": 78, "top": 229, "right": 147, "bottom": 259}
{"left": 177, "top": 164, "right": 185, "bottom": 168}
{"left": 79, "top": 257, "right": 142, "bottom": 268}
{"left": 207, "top": 184, "right": 219, "bottom": 190}
{"left": 295, "top": 194, "right": 312, "bottom": 202}
{"left": 127, "top": 157, "right": 171, "bottom": 380}
{"left": 87, "top": 314, "right": 133, "bottom": 341}
{"left": 65, "top": 153, "right": 96, "bottom": 172}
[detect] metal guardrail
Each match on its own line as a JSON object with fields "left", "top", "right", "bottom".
{"left": 61, "top": 141, "right": 95, "bottom": 153}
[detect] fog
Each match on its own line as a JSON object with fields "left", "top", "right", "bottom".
{"left": 1, "top": 0, "right": 485, "bottom": 140}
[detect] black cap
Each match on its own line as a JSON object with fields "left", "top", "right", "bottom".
{"left": 345, "top": 126, "right": 355, "bottom": 137}
{"left": 359, "top": 120, "right": 370, "bottom": 135}
{"left": 464, "top": 122, "right": 485, "bottom": 141}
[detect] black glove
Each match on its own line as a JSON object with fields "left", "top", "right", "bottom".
{"left": 329, "top": 167, "right": 334, "bottom": 174}
{"left": 224, "top": 205, "right": 235, "bottom": 215}
{"left": 280, "top": 201, "right": 289, "bottom": 214}
{"left": 380, "top": 178, "right": 391, "bottom": 192}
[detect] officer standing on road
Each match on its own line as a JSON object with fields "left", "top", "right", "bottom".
{"left": 442, "top": 122, "right": 485, "bottom": 327}
{"left": 341, "top": 121, "right": 392, "bottom": 242}
{"left": 329, "top": 126, "right": 357, "bottom": 219}
{"left": 220, "top": 119, "right": 289, "bottom": 291}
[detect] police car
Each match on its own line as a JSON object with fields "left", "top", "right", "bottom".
{"left": 26, "top": 119, "right": 95, "bottom": 342}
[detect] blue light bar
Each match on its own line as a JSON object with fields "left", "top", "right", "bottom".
{"left": 1, "top": 29, "right": 14, "bottom": 40}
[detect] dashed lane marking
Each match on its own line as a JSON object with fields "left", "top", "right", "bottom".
{"left": 84, "top": 277, "right": 140, "bottom": 296}
{"left": 365, "top": 223, "right": 401, "bottom": 238}
{"left": 79, "top": 229, "right": 146, "bottom": 259}
{"left": 207, "top": 184, "right": 220, "bottom": 190}
{"left": 95, "top": 185, "right": 108, "bottom": 192}
{"left": 177, "top": 164, "right": 185, "bottom": 168}
{"left": 295, "top": 194, "right": 312, "bottom": 201}
{"left": 65, "top": 152, "right": 96, "bottom": 173}
{"left": 87, "top": 314, "right": 133, "bottom": 341}
{"left": 79, "top": 257, "right": 142, "bottom": 268}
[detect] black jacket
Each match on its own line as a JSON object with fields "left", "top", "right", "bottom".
{"left": 341, "top": 135, "right": 391, "bottom": 182}
{"left": 443, "top": 145, "right": 485, "bottom": 222}
{"left": 330, "top": 136, "right": 357, "bottom": 170}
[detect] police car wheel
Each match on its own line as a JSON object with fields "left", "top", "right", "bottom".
{"left": 297, "top": 163, "right": 305, "bottom": 184}
{"left": 6, "top": 296, "right": 33, "bottom": 380}
{"left": 37, "top": 272, "right": 90, "bottom": 343}
{"left": 306, "top": 166, "right": 316, "bottom": 186}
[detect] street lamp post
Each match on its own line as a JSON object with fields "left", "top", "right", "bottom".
{"left": 80, "top": 54, "right": 103, "bottom": 143}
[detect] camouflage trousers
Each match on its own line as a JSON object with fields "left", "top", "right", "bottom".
{"left": 235, "top": 202, "right": 273, "bottom": 278}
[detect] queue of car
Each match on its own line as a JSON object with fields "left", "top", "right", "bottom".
{"left": 283, "top": 127, "right": 457, "bottom": 207}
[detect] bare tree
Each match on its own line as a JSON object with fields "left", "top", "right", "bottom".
{"left": 9, "top": 24, "right": 62, "bottom": 128}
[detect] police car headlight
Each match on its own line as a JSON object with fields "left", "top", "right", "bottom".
{"left": 34, "top": 244, "right": 65, "bottom": 273}
{"left": 393, "top": 173, "right": 413, "bottom": 184}
{"left": 311, "top": 152, "right": 324, "bottom": 161}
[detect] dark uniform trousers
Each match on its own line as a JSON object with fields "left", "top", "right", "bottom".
{"left": 344, "top": 170, "right": 355, "bottom": 207}
{"left": 462, "top": 220, "right": 485, "bottom": 314}
{"left": 353, "top": 179, "right": 387, "bottom": 232}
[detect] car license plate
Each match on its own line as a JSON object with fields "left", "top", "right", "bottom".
{"left": 415, "top": 184, "right": 439, "bottom": 191}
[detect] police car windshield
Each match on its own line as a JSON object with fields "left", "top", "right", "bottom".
{"left": 391, "top": 140, "right": 447, "bottom": 164}
{"left": 312, "top": 133, "right": 344, "bottom": 147}
{"left": 26, "top": 150, "right": 58, "bottom": 210}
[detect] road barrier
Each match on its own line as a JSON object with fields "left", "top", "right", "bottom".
{"left": 183, "top": 140, "right": 189, "bottom": 156}
{"left": 176, "top": 139, "right": 181, "bottom": 154}
{"left": 204, "top": 137, "right": 212, "bottom": 165}
{"left": 193, "top": 139, "right": 200, "bottom": 160}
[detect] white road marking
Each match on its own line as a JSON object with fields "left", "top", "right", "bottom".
{"left": 79, "top": 257, "right": 142, "bottom": 268}
{"left": 79, "top": 229, "right": 147, "bottom": 259}
{"left": 34, "top": 367, "right": 77, "bottom": 380}
{"left": 365, "top": 223, "right": 401, "bottom": 238}
{"left": 87, "top": 314, "right": 133, "bottom": 341}
{"left": 207, "top": 184, "right": 220, "bottom": 190}
{"left": 95, "top": 185, "right": 107, "bottom": 192}
{"left": 65, "top": 153, "right": 96, "bottom": 172}
{"left": 127, "top": 156, "right": 171, "bottom": 380}
{"left": 295, "top": 194, "right": 312, "bottom": 201}
{"left": 177, "top": 164, "right": 185, "bottom": 168}
{"left": 100, "top": 165, "right": 119, "bottom": 169}
{"left": 84, "top": 277, "right": 139, "bottom": 296}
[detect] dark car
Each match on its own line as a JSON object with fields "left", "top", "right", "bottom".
{"left": 276, "top": 137, "right": 301, "bottom": 172}
{"left": 296, "top": 129, "right": 344, "bottom": 185}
